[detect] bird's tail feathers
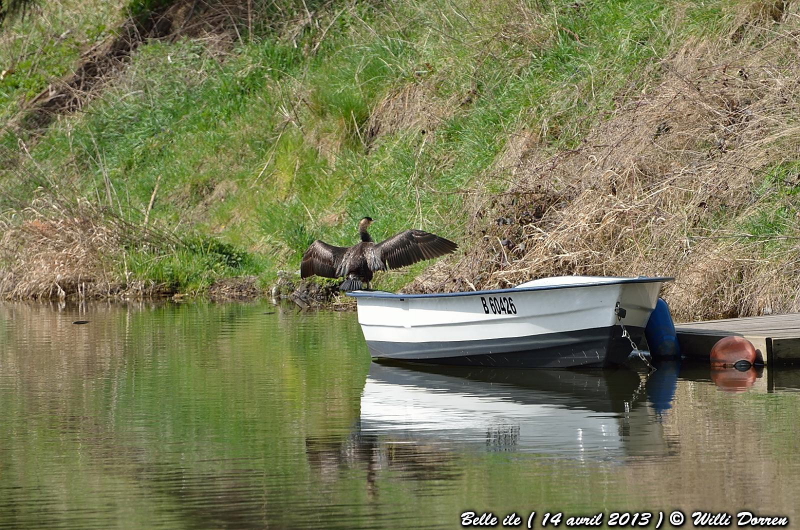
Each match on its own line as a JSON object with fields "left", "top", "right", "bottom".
{"left": 339, "top": 278, "right": 364, "bottom": 292}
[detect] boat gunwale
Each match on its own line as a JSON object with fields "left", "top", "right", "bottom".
{"left": 346, "top": 276, "right": 673, "bottom": 300}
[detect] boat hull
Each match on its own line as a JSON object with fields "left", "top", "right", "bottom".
{"left": 350, "top": 276, "right": 669, "bottom": 368}
{"left": 365, "top": 325, "right": 646, "bottom": 368}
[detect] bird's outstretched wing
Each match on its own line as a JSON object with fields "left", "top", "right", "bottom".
{"left": 301, "top": 240, "right": 348, "bottom": 278}
{"left": 375, "top": 230, "right": 458, "bottom": 270}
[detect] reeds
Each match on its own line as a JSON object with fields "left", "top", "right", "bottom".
{"left": 0, "top": 195, "right": 178, "bottom": 300}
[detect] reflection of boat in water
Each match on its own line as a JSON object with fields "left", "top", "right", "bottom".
{"left": 359, "top": 363, "right": 673, "bottom": 458}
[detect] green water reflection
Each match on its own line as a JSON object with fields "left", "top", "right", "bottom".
{"left": 1, "top": 301, "right": 799, "bottom": 529}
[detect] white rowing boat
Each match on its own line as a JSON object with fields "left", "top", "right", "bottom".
{"left": 347, "top": 276, "right": 672, "bottom": 368}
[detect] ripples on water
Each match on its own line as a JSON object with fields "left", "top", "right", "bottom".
{"left": 1, "top": 301, "right": 799, "bottom": 529}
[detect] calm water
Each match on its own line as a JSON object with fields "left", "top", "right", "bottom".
{"left": 1, "top": 301, "right": 800, "bottom": 529}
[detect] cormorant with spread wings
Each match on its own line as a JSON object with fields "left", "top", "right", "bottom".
{"left": 301, "top": 217, "right": 458, "bottom": 291}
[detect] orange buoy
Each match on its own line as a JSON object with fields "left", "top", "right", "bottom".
{"left": 710, "top": 366, "right": 758, "bottom": 393}
{"left": 709, "top": 336, "right": 757, "bottom": 369}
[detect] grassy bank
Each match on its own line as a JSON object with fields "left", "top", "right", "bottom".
{"left": 1, "top": 0, "right": 799, "bottom": 318}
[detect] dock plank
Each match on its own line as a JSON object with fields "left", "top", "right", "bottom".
{"left": 772, "top": 338, "right": 800, "bottom": 365}
{"left": 674, "top": 313, "right": 800, "bottom": 366}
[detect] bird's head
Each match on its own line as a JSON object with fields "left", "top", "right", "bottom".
{"left": 358, "top": 217, "right": 374, "bottom": 231}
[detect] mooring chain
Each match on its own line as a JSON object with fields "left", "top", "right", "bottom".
{"left": 615, "top": 302, "right": 656, "bottom": 373}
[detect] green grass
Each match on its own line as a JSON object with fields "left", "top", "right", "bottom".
{"left": 689, "top": 159, "right": 800, "bottom": 257}
{"left": 0, "top": 0, "right": 125, "bottom": 121}
{"left": 0, "top": 0, "right": 749, "bottom": 295}
{"left": 735, "top": 160, "right": 800, "bottom": 252}
{"left": 124, "top": 234, "right": 270, "bottom": 294}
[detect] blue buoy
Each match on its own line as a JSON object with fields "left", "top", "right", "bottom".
{"left": 645, "top": 298, "right": 680, "bottom": 360}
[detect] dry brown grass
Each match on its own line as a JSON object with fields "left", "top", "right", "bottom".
{"left": 302, "top": 77, "right": 458, "bottom": 165}
{"left": 0, "top": 196, "right": 176, "bottom": 300}
{"left": 365, "top": 80, "right": 459, "bottom": 145}
{"left": 409, "top": 5, "right": 800, "bottom": 322}
{"left": 207, "top": 275, "right": 262, "bottom": 302}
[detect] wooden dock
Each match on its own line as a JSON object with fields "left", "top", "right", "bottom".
{"left": 675, "top": 313, "right": 800, "bottom": 366}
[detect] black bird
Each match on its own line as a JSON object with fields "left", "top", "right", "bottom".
{"left": 301, "top": 217, "right": 458, "bottom": 291}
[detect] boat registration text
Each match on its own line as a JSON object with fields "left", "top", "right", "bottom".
{"left": 480, "top": 296, "right": 517, "bottom": 315}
